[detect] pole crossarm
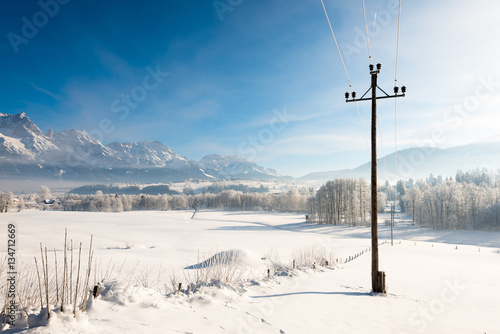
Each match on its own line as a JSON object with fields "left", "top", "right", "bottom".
{"left": 344, "top": 65, "right": 406, "bottom": 103}
{"left": 346, "top": 93, "right": 405, "bottom": 103}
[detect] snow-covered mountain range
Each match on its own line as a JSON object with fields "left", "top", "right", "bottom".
{"left": 2, "top": 112, "right": 497, "bottom": 184}
{"left": 0, "top": 113, "right": 281, "bottom": 182}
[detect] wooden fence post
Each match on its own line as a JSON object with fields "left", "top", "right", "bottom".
{"left": 92, "top": 285, "right": 99, "bottom": 298}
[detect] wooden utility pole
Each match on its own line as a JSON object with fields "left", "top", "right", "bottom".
{"left": 346, "top": 63, "right": 405, "bottom": 293}
{"left": 369, "top": 66, "right": 380, "bottom": 293}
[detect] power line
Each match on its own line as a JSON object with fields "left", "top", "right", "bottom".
{"left": 320, "top": 0, "right": 369, "bottom": 149}
{"left": 394, "top": 0, "right": 402, "bottom": 83}
{"left": 320, "top": 0, "right": 351, "bottom": 85}
{"left": 393, "top": 1, "right": 402, "bottom": 247}
{"left": 394, "top": 0, "right": 401, "bottom": 206}
{"left": 362, "top": 0, "right": 372, "bottom": 64}
{"left": 354, "top": 102, "right": 369, "bottom": 149}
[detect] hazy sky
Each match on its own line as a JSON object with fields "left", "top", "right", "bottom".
{"left": 1, "top": 0, "right": 499, "bottom": 177}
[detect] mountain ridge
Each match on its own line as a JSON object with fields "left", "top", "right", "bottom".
{"left": 0, "top": 113, "right": 282, "bottom": 182}
{"left": 300, "top": 142, "right": 500, "bottom": 181}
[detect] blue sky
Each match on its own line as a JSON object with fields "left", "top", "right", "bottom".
{"left": 1, "top": 0, "right": 500, "bottom": 177}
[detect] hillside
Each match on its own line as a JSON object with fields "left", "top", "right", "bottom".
{"left": 300, "top": 142, "right": 500, "bottom": 182}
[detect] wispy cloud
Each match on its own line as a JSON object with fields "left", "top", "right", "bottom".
{"left": 28, "top": 82, "right": 62, "bottom": 100}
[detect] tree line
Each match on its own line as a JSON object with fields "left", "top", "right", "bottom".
{"left": 68, "top": 182, "right": 270, "bottom": 196}
{"left": 401, "top": 170, "right": 500, "bottom": 230}
{"left": 58, "top": 188, "right": 307, "bottom": 213}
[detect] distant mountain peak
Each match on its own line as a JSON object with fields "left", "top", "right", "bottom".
{"left": 0, "top": 112, "right": 57, "bottom": 158}
{"left": 199, "top": 154, "right": 280, "bottom": 179}
{"left": 200, "top": 154, "right": 247, "bottom": 164}
{"left": 0, "top": 112, "right": 44, "bottom": 136}
{"left": 105, "top": 140, "right": 189, "bottom": 168}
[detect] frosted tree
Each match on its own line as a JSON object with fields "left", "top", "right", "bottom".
{"left": 112, "top": 195, "right": 124, "bottom": 212}
{"left": 169, "top": 195, "right": 188, "bottom": 209}
{"left": 18, "top": 197, "right": 25, "bottom": 212}
{"left": 396, "top": 180, "right": 407, "bottom": 211}
{"left": 121, "top": 195, "right": 132, "bottom": 211}
{"left": 358, "top": 179, "right": 369, "bottom": 225}
{"left": 466, "top": 183, "right": 488, "bottom": 229}
{"left": 404, "top": 185, "right": 422, "bottom": 226}
{"left": 157, "top": 194, "right": 169, "bottom": 211}
{"left": 377, "top": 192, "right": 387, "bottom": 213}
{"left": 280, "top": 188, "right": 303, "bottom": 212}
{"left": 453, "top": 182, "right": 467, "bottom": 230}
{"left": 38, "top": 185, "right": 52, "bottom": 202}
{"left": 0, "top": 192, "right": 13, "bottom": 213}
{"left": 90, "top": 191, "right": 111, "bottom": 212}
{"left": 477, "top": 203, "right": 500, "bottom": 230}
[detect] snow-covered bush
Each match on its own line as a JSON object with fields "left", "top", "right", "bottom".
{"left": 292, "top": 245, "right": 338, "bottom": 270}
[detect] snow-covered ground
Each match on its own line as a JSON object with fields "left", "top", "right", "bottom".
{"left": 2, "top": 209, "right": 499, "bottom": 333}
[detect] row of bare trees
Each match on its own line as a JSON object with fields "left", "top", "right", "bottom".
{"left": 402, "top": 179, "right": 500, "bottom": 230}
{"left": 306, "top": 179, "right": 386, "bottom": 225}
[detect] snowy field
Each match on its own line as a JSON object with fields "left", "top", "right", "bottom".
{"left": 1, "top": 209, "right": 500, "bottom": 333}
